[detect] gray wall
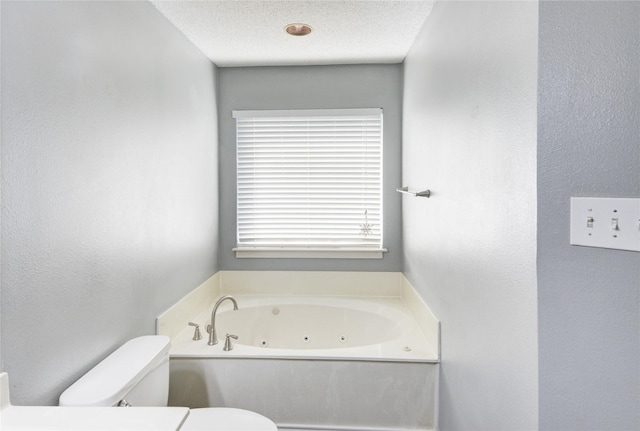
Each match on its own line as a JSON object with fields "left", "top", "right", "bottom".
{"left": 218, "top": 65, "right": 402, "bottom": 271}
{"left": 538, "top": 2, "right": 640, "bottom": 430}
{"left": 1, "top": 1, "right": 219, "bottom": 405}
{"left": 402, "top": 2, "right": 539, "bottom": 430}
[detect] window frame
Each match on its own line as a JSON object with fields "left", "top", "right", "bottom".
{"left": 232, "top": 108, "right": 387, "bottom": 259}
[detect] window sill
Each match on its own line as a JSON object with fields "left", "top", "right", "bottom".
{"left": 232, "top": 247, "right": 388, "bottom": 259}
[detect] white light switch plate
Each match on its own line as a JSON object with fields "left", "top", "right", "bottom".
{"left": 570, "top": 197, "right": 640, "bottom": 252}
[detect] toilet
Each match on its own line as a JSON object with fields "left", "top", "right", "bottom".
{"left": 59, "top": 335, "right": 277, "bottom": 430}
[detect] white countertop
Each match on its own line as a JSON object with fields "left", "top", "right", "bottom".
{"left": 0, "top": 405, "right": 190, "bottom": 430}
{"left": 0, "top": 373, "right": 189, "bottom": 430}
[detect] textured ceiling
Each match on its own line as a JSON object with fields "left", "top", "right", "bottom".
{"left": 150, "top": 0, "right": 436, "bottom": 67}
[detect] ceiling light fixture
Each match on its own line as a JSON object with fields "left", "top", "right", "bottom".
{"left": 285, "top": 23, "right": 312, "bottom": 36}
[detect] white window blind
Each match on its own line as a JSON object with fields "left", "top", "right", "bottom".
{"left": 233, "top": 108, "right": 383, "bottom": 255}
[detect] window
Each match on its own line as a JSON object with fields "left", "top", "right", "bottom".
{"left": 232, "top": 108, "right": 385, "bottom": 259}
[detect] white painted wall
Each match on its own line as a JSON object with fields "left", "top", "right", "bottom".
{"left": 0, "top": 0, "right": 3, "bottom": 376}
{"left": 537, "top": 2, "right": 640, "bottom": 430}
{"left": 402, "top": 2, "right": 538, "bottom": 430}
{"left": 1, "top": 1, "right": 219, "bottom": 405}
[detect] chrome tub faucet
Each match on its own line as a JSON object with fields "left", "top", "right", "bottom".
{"left": 208, "top": 295, "right": 238, "bottom": 346}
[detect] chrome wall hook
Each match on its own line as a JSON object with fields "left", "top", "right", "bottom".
{"left": 397, "top": 186, "right": 431, "bottom": 198}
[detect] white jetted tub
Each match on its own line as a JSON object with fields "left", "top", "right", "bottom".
{"left": 158, "top": 272, "right": 440, "bottom": 431}
{"left": 169, "top": 295, "right": 437, "bottom": 362}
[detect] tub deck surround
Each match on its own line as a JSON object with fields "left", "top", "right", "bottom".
{"left": 156, "top": 271, "right": 440, "bottom": 362}
{"left": 218, "top": 271, "right": 403, "bottom": 297}
{"left": 169, "top": 358, "right": 438, "bottom": 431}
{"left": 156, "top": 272, "right": 221, "bottom": 340}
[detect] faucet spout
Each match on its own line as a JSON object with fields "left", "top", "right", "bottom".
{"left": 208, "top": 295, "right": 238, "bottom": 346}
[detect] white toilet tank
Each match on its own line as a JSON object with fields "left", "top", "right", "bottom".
{"left": 59, "top": 335, "right": 171, "bottom": 407}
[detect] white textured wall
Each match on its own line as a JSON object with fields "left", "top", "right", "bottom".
{"left": 538, "top": 2, "right": 640, "bottom": 430}
{"left": 0, "top": 0, "right": 3, "bottom": 377}
{"left": 1, "top": 1, "right": 219, "bottom": 405}
{"left": 402, "top": 2, "right": 538, "bottom": 430}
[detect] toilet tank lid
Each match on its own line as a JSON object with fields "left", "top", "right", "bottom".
{"left": 59, "top": 335, "right": 170, "bottom": 407}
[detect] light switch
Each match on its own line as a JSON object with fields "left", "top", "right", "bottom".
{"left": 570, "top": 197, "right": 640, "bottom": 252}
{"left": 611, "top": 218, "right": 619, "bottom": 231}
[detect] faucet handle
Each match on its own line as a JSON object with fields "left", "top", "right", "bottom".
{"left": 188, "top": 322, "right": 202, "bottom": 341}
{"left": 223, "top": 334, "right": 238, "bottom": 351}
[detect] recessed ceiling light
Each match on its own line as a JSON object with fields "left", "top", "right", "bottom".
{"left": 285, "top": 23, "right": 312, "bottom": 36}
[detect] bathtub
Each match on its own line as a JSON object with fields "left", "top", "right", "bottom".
{"left": 159, "top": 272, "right": 440, "bottom": 431}
{"left": 169, "top": 296, "right": 437, "bottom": 362}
